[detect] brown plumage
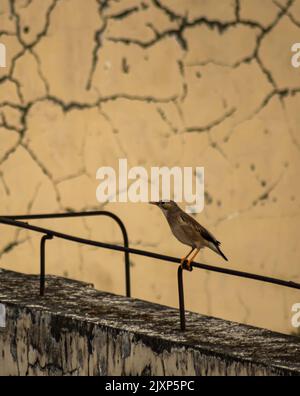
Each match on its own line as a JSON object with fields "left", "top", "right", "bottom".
{"left": 150, "top": 200, "right": 228, "bottom": 270}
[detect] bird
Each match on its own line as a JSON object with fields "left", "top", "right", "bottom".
{"left": 150, "top": 200, "right": 228, "bottom": 271}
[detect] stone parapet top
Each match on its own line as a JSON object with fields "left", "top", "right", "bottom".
{"left": 0, "top": 268, "right": 300, "bottom": 375}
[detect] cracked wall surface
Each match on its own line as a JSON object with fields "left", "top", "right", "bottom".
{"left": 0, "top": 0, "right": 300, "bottom": 335}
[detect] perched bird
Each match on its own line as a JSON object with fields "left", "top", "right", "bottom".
{"left": 150, "top": 200, "right": 228, "bottom": 270}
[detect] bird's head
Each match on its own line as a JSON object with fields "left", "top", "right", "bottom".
{"left": 149, "top": 200, "right": 179, "bottom": 212}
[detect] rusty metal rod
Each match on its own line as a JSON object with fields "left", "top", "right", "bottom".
{"left": 1, "top": 211, "right": 131, "bottom": 298}
{"left": 1, "top": 214, "right": 300, "bottom": 332}
{"left": 177, "top": 266, "right": 186, "bottom": 331}
{"left": 1, "top": 215, "right": 299, "bottom": 291}
{"left": 40, "top": 234, "right": 53, "bottom": 296}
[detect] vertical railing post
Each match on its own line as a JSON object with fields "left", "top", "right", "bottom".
{"left": 40, "top": 234, "right": 53, "bottom": 296}
{"left": 125, "top": 251, "right": 130, "bottom": 298}
{"left": 177, "top": 265, "right": 186, "bottom": 331}
{"left": 119, "top": 224, "right": 130, "bottom": 298}
{"left": 98, "top": 212, "right": 131, "bottom": 298}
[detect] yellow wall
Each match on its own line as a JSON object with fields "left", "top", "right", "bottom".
{"left": 1, "top": 0, "right": 300, "bottom": 334}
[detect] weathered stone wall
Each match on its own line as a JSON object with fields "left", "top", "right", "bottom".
{"left": 0, "top": 1, "right": 300, "bottom": 335}
{"left": 1, "top": 269, "right": 300, "bottom": 376}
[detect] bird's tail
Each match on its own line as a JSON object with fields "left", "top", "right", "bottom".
{"left": 207, "top": 241, "right": 228, "bottom": 261}
{"left": 216, "top": 244, "right": 228, "bottom": 261}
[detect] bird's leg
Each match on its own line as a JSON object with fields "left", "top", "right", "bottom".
{"left": 180, "top": 247, "right": 194, "bottom": 270}
{"left": 186, "top": 248, "right": 200, "bottom": 271}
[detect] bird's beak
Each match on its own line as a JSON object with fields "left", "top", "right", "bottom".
{"left": 149, "top": 201, "right": 159, "bottom": 206}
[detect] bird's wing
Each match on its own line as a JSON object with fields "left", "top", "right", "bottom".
{"left": 178, "top": 211, "right": 220, "bottom": 246}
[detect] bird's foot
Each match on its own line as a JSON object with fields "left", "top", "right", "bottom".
{"left": 180, "top": 259, "right": 193, "bottom": 272}
{"left": 185, "top": 259, "right": 193, "bottom": 271}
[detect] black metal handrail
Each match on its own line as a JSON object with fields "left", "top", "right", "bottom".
{"left": 0, "top": 211, "right": 130, "bottom": 297}
{"left": 0, "top": 212, "right": 300, "bottom": 331}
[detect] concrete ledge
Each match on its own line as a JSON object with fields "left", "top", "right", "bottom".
{"left": 0, "top": 268, "right": 300, "bottom": 376}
